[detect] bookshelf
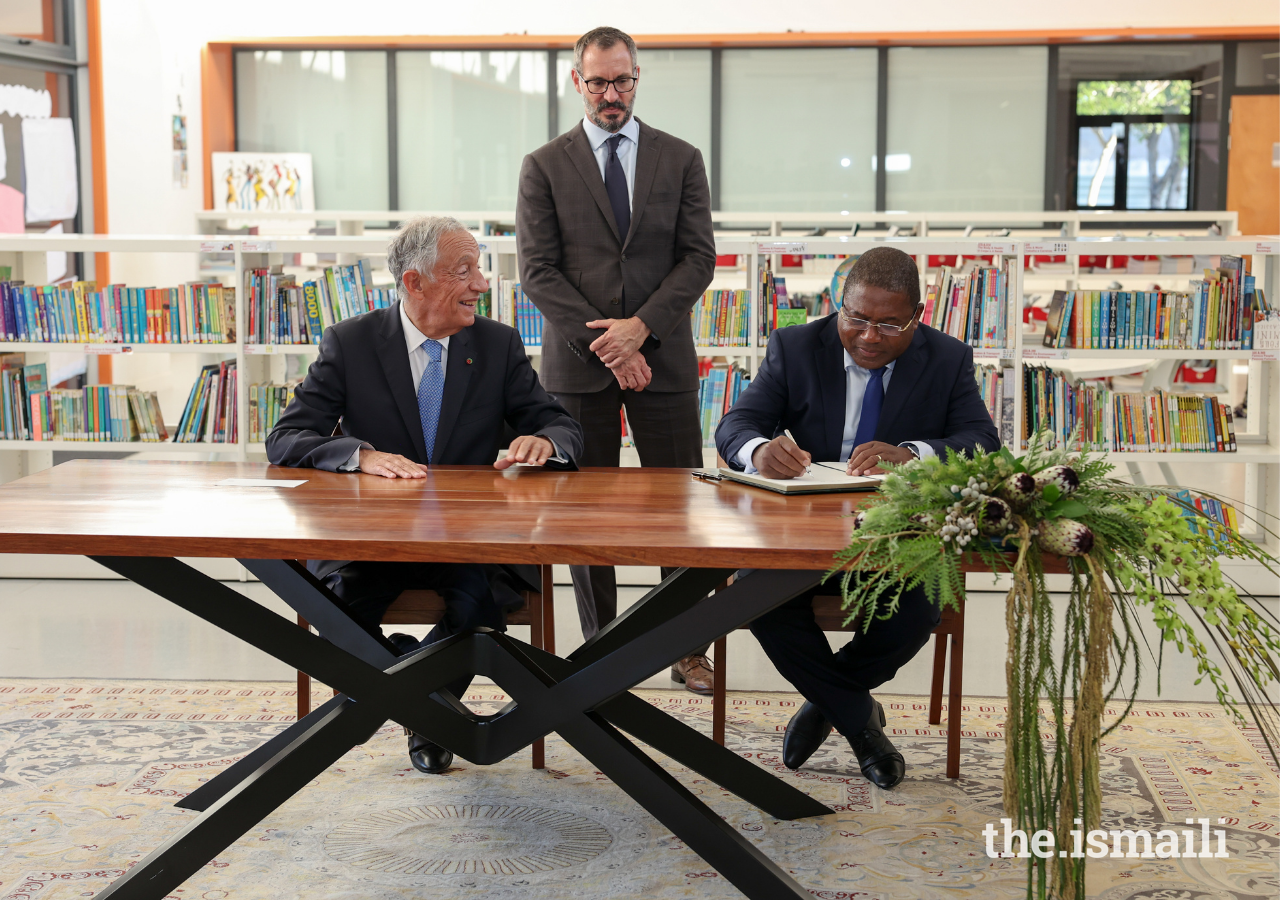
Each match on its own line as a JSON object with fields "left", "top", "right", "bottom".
{"left": 0, "top": 231, "right": 1274, "bottom": 562}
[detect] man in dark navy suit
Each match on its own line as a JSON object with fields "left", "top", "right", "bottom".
{"left": 715, "top": 246, "right": 998, "bottom": 788}
{"left": 268, "top": 216, "right": 583, "bottom": 775}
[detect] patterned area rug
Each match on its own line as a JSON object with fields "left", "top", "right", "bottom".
{"left": 0, "top": 680, "right": 1275, "bottom": 900}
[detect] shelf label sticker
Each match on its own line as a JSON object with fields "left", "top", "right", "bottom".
{"left": 971, "top": 349, "right": 1012, "bottom": 359}
{"left": 199, "top": 241, "right": 235, "bottom": 252}
{"left": 758, "top": 242, "right": 806, "bottom": 254}
{"left": 1253, "top": 319, "right": 1280, "bottom": 360}
{"left": 1025, "top": 241, "right": 1069, "bottom": 255}
{"left": 1255, "top": 241, "right": 1278, "bottom": 254}
{"left": 240, "top": 240, "right": 276, "bottom": 252}
{"left": 244, "top": 344, "right": 276, "bottom": 355}
{"left": 85, "top": 344, "right": 127, "bottom": 355}
{"left": 1023, "top": 348, "right": 1069, "bottom": 359}
{"left": 976, "top": 241, "right": 1016, "bottom": 254}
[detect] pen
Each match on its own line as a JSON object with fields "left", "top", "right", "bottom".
{"left": 783, "top": 429, "right": 812, "bottom": 474}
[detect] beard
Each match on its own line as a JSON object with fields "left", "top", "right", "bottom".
{"left": 585, "top": 96, "right": 634, "bottom": 133}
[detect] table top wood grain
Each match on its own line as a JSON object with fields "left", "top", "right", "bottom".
{"left": 0, "top": 460, "right": 1067, "bottom": 573}
{"left": 0, "top": 460, "right": 873, "bottom": 569}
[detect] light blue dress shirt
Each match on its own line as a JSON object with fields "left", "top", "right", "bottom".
{"left": 738, "top": 350, "right": 935, "bottom": 473}
{"left": 581, "top": 114, "right": 640, "bottom": 209}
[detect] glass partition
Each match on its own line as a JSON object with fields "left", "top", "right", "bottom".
{"left": 720, "top": 48, "right": 877, "bottom": 211}
{"left": 236, "top": 50, "right": 389, "bottom": 210}
{"left": 397, "top": 50, "right": 547, "bottom": 211}
{"left": 886, "top": 46, "right": 1047, "bottom": 211}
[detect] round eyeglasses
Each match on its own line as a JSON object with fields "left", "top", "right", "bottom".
{"left": 581, "top": 74, "right": 638, "bottom": 94}
{"left": 838, "top": 307, "right": 919, "bottom": 337}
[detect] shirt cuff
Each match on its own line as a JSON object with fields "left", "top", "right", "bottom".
{"left": 340, "top": 442, "right": 374, "bottom": 472}
{"left": 899, "top": 440, "right": 936, "bottom": 460}
{"left": 738, "top": 437, "right": 770, "bottom": 474}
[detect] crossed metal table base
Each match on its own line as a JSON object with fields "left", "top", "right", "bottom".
{"left": 86, "top": 557, "right": 832, "bottom": 900}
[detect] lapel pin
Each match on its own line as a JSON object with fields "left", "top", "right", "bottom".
{"left": 466, "top": 357, "right": 473, "bottom": 365}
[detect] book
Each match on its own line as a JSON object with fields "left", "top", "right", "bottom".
{"left": 717, "top": 462, "right": 885, "bottom": 495}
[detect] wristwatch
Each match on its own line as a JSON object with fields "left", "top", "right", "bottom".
{"left": 904, "top": 444, "right": 921, "bottom": 460}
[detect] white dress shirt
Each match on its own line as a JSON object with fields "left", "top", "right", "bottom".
{"left": 581, "top": 114, "right": 640, "bottom": 209}
{"left": 737, "top": 350, "right": 935, "bottom": 473}
{"left": 345, "top": 302, "right": 563, "bottom": 469}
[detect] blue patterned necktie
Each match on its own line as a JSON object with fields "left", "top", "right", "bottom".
{"left": 851, "top": 366, "right": 887, "bottom": 450}
{"left": 604, "top": 133, "right": 630, "bottom": 241}
{"left": 417, "top": 338, "right": 444, "bottom": 463}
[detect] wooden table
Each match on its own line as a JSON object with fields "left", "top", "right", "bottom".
{"left": 1, "top": 459, "right": 894, "bottom": 900}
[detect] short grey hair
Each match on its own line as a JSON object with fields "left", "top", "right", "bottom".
{"left": 386, "top": 215, "right": 472, "bottom": 301}
{"left": 573, "top": 26, "right": 637, "bottom": 74}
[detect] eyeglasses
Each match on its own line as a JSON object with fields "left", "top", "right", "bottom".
{"left": 580, "top": 74, "right": 638, "bottom": 94}
{"left": 838, "top": 307, "right": 919, "bottom": 337}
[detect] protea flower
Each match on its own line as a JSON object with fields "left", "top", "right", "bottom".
{"left": 853, "top": 509, "right": 867, "bottom": 530}
{"left": 980, "top": 497, "right": 1012, "bottom": 534}
{"left": 996, "top": 472, "right": 1036, "bottom": 509}
{"left": 1035, "top": 518, "right": 1094, "bottom": 556}
{"left": 1033, "top": 465, "right": 1080, "bottom": 497}
{"left": 910, "top": 511, "right": 941, "bottom": 529}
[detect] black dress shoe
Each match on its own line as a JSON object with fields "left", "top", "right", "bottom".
{"left": 407, "top": 731, "right": 454, "bottom": 774}
{"left": 847, "top": 700, "right": 905, "bottom": 789}
{"left": 782, "top": 701, "right": 833, "bottom": 769}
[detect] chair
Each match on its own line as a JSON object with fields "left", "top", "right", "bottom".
{"left": 710, "top": 591, "right": 967, "bottom": 779}
{"left": 295, "top": 564, "right": 556, "bottom": 769}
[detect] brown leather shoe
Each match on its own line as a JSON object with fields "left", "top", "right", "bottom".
{"left": 671, "top": 654, "right": 714, "bottom": 695}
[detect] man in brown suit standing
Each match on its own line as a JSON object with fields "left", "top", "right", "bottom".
{"left": 517, "top": 26, "right": 717, "bottom": 693}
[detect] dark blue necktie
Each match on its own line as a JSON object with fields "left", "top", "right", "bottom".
{"left": 604, "top": 133, "right": 630, "bottom": 241}
{"left": 851, "top": 366, "right": 887, "bottom": 449}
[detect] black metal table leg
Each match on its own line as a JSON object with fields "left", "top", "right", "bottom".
{"left": 558, "top": 711, "right": 814, "bottom": 900}
{"left": 512, "top": 641, "right": 830, "bottom": 821}
{"left": 96, "top": 696, "right": 386, "bottom": 900}
{"left": 85, "top": 558, "right": 831, "bottom": 900}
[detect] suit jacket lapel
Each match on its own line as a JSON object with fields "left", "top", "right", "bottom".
{"left": 564, "top": 123, "right": 622, "bottom": 245}
{"left": 819, "top": 318, "right": 847, "bottom": 460}
{"left": 376, "top": 306, "right": 429, "bottom": 463}
{"left": 622, "top": 121, "right": 660, "bottom": 252}
{"left": 877, "top": 327, "right": 930, "bottom": 440}
{"left": 432, "top": 326, "right": 473, "bottom": 464}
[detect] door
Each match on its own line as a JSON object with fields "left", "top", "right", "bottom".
{"left": 1226, "top": 94, "right": 1280, "bottom": 234}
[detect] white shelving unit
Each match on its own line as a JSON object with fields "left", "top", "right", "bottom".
{"left": 197, "top": 209, "right": 1238, "bottom": 240}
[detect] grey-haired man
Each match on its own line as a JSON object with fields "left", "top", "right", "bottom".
{"left": 269, "top": 216, "right": 583, "bottom": 775}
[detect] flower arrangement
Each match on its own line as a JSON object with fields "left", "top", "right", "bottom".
{"left": 832, "top": 431, "right": 1280, "bottom": 900}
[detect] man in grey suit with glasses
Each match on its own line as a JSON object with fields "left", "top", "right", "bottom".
{"left": 516, "top": 25, "right": 718, "bottom": 695}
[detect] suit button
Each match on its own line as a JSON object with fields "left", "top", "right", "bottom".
{"left": 621, "top": 253, "right": 627, "bottom": 261}
{"left": 610, "top": 298, "right": 620, "bottom": 305}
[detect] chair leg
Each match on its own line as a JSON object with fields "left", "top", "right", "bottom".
{"left": 530, "top": 563, "right": 556, "bottom": 770}
{"left": 296, "top": 615, "right": 311, "bottom": 720}
{"left": 712, "top": 635, "right": 727, "bottom": 746}
{"left": 928, "top": 630, "right": 946, "bottom": 726}
{"left": 710, "top": 578, "right": 731, "bottom": 747}
{"left": 946, "top": 630, "right": 964, "bottom": 779}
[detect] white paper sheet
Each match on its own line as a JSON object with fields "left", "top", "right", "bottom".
{"left": 215, "top": 478, "right": 307, "bottom": 488}
{"left": 22, "top": 117, "right": 78, "bottom": 223}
